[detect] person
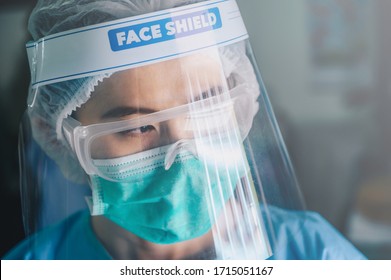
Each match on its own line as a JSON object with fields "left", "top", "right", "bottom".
{"left": 3, "top": 0, "right": 366, "bottom": 260}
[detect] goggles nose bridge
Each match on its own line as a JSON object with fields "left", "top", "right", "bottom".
{"left": 164, "top": 139, "right": 198, "bottom": 170}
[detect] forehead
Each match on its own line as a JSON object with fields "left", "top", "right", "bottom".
{"left": 94, "top": 52, "right": 224, "bottom": 101}
{"left": 104, "top": 51, "right": 223, "bottom": 88}
{"left": 76, "top": 51, "right": 227, "bottom": 122}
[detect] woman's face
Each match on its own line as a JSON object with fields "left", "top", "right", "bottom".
{"left": 74, "top": 52, "right": 226, "bottom": 159}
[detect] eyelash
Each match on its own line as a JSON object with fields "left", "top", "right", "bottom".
{"left": 119, "top": 125, "right": 155, "bottom": 136}
{"left": 113, "top": 86, "right": 224, "bottom": 137}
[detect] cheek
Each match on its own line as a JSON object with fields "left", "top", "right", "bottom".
{"left": 90, "top": 135, "right": 138, "bottom": 159}
{"left": 90, "top": 132, "right": 162, "bottom": 159}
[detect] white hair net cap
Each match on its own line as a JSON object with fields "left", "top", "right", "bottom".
{"left": 28, "top": 0, "right": 205, "bottom": 41}
{"left": 27, "top": 0, "right": 260, "bottom": 183}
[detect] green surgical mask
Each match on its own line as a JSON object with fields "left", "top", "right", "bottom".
{"left": 87, "top": 139, "right": 248, "bottom": 244}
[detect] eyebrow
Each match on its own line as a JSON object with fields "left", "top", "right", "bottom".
{"left": 193, "top": 85, "right": 224, "bottom": 101}
{"left": 101, "top": 106, "right": 156, "bottom": 120}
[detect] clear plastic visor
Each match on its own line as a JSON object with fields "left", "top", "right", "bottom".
{"left": 21, "top": 40, "right": 305, "bottom": 260}
{"left": 19, "top": 0, "right": 306, "bottom": 260}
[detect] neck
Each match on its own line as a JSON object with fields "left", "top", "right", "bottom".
{"left": 91, "top": 215, "right": 214, "bottom": 260}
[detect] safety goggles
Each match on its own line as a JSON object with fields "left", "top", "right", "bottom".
{"left": 62, "top": 84, "right": 251, "bottom": 180}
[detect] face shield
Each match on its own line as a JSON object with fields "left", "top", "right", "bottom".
{"left": 20, "top": 0, "right": 305, "bottom": 260}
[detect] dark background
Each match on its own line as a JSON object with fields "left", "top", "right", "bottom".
{"left": 0, "top": 0, "right": 34, "bottom": 256}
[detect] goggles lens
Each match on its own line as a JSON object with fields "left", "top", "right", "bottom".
{"left": 65, "top": 85, "right": 251, "bottom": 181}
{"left": 90, "top": 100, "right": 236, "bottom": 160}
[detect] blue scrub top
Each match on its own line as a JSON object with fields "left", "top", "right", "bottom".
{"left": 3, "top": 207, "right": 366, "bottom": 260}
